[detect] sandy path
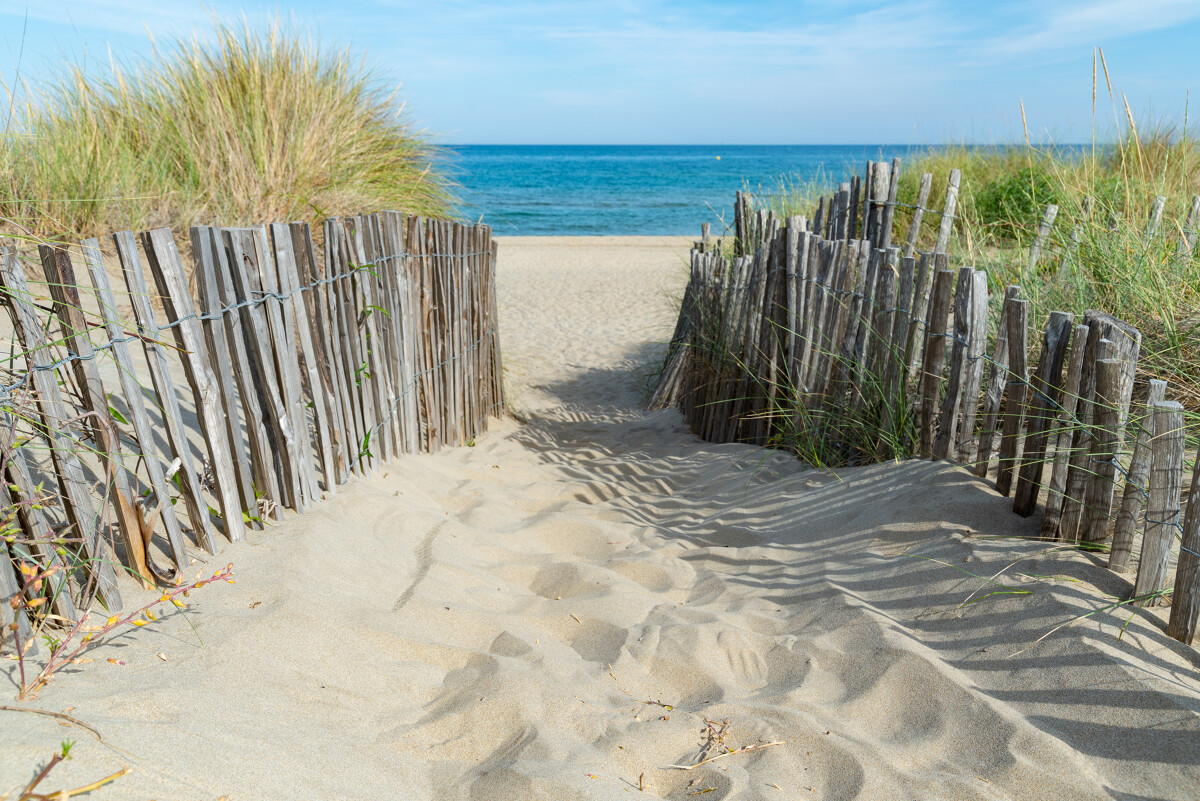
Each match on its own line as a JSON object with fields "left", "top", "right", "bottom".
{"left": 3, "top": 236, "right": 1200, "bottom": 800}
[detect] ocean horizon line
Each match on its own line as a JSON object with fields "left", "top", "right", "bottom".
{"left": 441, "top": 142, "right": 1091, "bottom": 148}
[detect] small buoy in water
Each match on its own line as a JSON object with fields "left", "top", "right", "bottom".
{"left": 715, "top": 156, "right": 721, "bottom": 160}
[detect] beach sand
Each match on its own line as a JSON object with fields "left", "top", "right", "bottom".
{"left": 3, "top": 235, "right": 1200, "bottom": 800}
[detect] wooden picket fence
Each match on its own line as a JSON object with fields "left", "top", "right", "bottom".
{"left": 652, "top": 161, "right": 1200, "bottom": 646}
{"left": 0, "top": 212, "right": 504, "bottom": 637}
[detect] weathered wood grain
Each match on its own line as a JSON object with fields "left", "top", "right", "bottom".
{"left": 1108, "top": 380, "right": 1169, "bottom": 570}
{"left": 1167, "top": 441, "right": 1200, "bottom": 643}
{"left": 0, "top": 249, "right": 122, "bottom": 609}
{"left": 190, "top": 227, "right": 259, "bottom": 526}
{"left": 918, "top": 265, "right": 955, "bottom": 458}
{"left": 39, "top": 244, "right": 152, "bottom": 585}
{"left": 994, "top": 298, "right": 1029, "bottom": 496}
{"left": 1132, "top": 401, "right": 1185, "bottom": 605}
{"left": 1012, "top": 311, "right": 1074, "bottom": 516}
{"left": 113, "top": 230, "right": 213, "bottom": 563}
{"left": 141, "top": 228, "right": 244, "bottom": 545}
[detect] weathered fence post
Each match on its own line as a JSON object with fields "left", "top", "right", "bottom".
{"left": 1167, "top": 444, "right": 1200, "bottom": 643}
{"left": 1109, "top": 380, "right": 1169, "bottom": 570}
{"left": 1013, "top": 311, "right": 1074, "bottom": 516}
{"left": 1132, "top": 401, "right": 1185, "bottom": 605}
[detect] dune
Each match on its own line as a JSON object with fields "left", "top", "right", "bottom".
{"left": 3, "top": 235, "right": 1200, "bottom": 800}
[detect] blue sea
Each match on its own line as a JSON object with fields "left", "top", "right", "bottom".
{"left": 443, "top": 144, "right": 924, "bottom": 236}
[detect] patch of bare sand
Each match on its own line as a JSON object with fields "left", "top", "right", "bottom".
{"left": 3, "top": 235, "right": 1200, "bottom": 800}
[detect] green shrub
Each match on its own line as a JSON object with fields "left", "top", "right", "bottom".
{"left": 973, "top": 164, "right": 1061, "bottom": 240}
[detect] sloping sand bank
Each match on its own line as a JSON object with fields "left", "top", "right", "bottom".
{"left": 3, "top": 236, "right": 1200, "bottom": 800}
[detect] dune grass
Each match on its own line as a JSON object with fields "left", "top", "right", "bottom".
{"left": 764, "top": 81, "right": 1200, "bottom": 410}
{"left": 0, "top": 19, "right": 453, "bottom": 240}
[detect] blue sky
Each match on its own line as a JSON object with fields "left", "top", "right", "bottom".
{"left": 0, "top": 0, "right": 1197, "bottom": 144}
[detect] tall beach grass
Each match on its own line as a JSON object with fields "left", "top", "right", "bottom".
{"left": 0, "top": 19, "right": 453, "bottom": 240}
{"left": 764, "top": 61, "right": 1200, "bottom": 410}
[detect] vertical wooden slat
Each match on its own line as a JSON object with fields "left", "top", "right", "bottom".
{"left": 918, "top": 265, "right": 955, "bottom": 458}
{"left": 1059, "top": 313, "right": 1141, "bottom": 541}
{"left": 141, "top": 228, "right": 245, "bottom": 545}
{"left": 934, "top": 169, "right": 961, "bottom": 254}
{"left": 878, "top": 158, "right": 901, "bottom": 251}
{"left": 867, "top": 162, "right": 890, "bottom": 248}
{"left": 932, "top": 267, "right": 973, "bottom": 460}
{"left": 83, "top": 239, "right": 192, "bottom": 577}
{"left": 902, "top": 174, "right": 933, "bottom": 259}
{"left": 0, "top": 426, "right": 78, "bottom": 622}
{"left": 956, "top": 271, "right": 990, "bottom": 463}
{"left": 1012, "top": 311, "right": 1075, "bottom": 516}
{"left": 271, "top": 223, "right": 336, "bottom": 493}
{"left": 352, "top": 215, "right": 398, "bottom": 459}
{"left": 994, "top": 298, "right": 1029, "bottom": 496}
{"left": 1109, "top": 380, "right": 1169, "bottom": 570}
{"left": 1167, "top": 444, "right": 1200, "bottom": 643}
{"left": 903, "top": 251, "right": 934, "bottom": 391}
{"left": 338, "top": 218, "right": 380, "bottom": 467}
{"left": 0, "top": 249, "right": 122, "bottom": 609}
{"left": 784, "top": 218, "right": 803, "bottom": 386}
{"left": 293, "top": 221, "right": 349, "bottom": 481}
{"left": 323, "top": 219, "right": 367, "bottom": 474}
{"left": 973, "top": 286, "right": 1022, "bottom": 477}
{"left": 409, "top": 215, "right": 438, "bottom": 450}
{"left": 208, "top": 229, "right": 283, "bottom": 518}
{"left": 39, "top": 245, "right": 151, "bottom": 585}
{"left": 849, "top": 247, "right": 882, "bottom": 404}
{"left": 250, "top": 226, "right": 314, "bottom": 508}
{"left": 866, "top": 249, "right": 896, "bottom": 396}
{"left": 113, "top": 231, "right": 213, "bottom": 558}
{"left": 1039, "top": 325, "right": 1091, "bottom": 538}
{"left": 1132, "top": 401, "right": 1185, "bottom": 605}
{"left": 189, "top": 227, "right": 259, "bottom": 524}
{"left": 223, "top": 228, "right": 297, "bottom": 513}
{"left": 1078, "top": 358, "right": 1123, "bottom": 544}
{"left": 1028, "top": 205, "right": 1059, "bottom": 270}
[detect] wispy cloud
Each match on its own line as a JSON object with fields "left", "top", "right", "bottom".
{"left": 976, "top": 0, "right": 1200, "bottom": 57}
{"left": 0, "top": 0, "right": 1196, "bottom": 142}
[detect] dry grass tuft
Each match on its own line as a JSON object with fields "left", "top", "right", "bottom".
{"left": 0, "top": 18, "right": 453, "bottom": 240}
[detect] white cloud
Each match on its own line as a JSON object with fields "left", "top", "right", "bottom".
{"left": 976, "top": 0, "right": 1200, "bottom": 57}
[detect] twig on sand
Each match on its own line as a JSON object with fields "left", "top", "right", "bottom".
{"left": 0, "top": 707, "right": 104, "bottom": 743}
{"left": 7, "top": 741, "right": 130, "bottom": 801}
{"left": 639, "top": 698, "right": 673, "bottom": 711}
{"left": 668, "top": 741, "right": 786, "bottom": 771}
